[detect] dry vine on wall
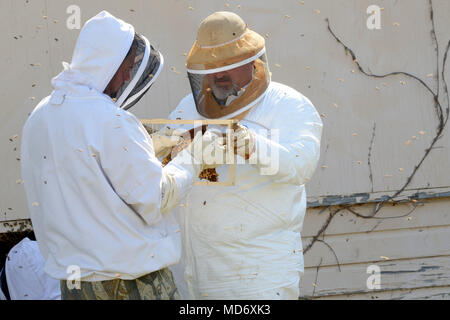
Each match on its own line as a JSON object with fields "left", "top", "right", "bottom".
{"left": 303, "top": 0, "right": 450, "bottom": 294}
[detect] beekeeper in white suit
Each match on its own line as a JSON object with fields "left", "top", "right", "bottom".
{"left": 20, "top": 11, "right": 205, "bottom": 300}
{"left": 0, "top": 238, "right": 61, "bottom": 300}
{"left": 165, "top": 11, "right": 323, "bottom": 299}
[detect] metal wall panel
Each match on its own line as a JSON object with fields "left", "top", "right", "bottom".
{"left": 300, "top": 198, "right": 450, "bottom": 300}
{"left": 1, "top": 0, "right": 449, "bottom": 218}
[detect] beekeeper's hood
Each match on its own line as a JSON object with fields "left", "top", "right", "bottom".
{"left": 51, "top": 10, "right": 163, "bottom": 110}
{"left": 186, "top": 11, "right": 270, "bottom": 119}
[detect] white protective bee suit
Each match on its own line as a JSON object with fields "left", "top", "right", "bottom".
{"left": 20, "top": 11, "right": 194, "bottom": 282}
{"left": 0, "top": 238, "right": 61, "bottom": 300}
{"left": 169, "top": 81, "right": 323, "bottom": 299}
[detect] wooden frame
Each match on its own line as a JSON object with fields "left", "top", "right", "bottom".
{"left": 140, "top": 119, "right": 238, "bottom": 186}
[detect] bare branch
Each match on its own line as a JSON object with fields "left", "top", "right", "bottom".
{"left": 304, "top": 207, "right": 342, "bottom": 254}
{"left": 317, "top": 239, "right": 341, "bottom": 272}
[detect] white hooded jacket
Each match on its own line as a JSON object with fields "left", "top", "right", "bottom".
{"left": 1, "top": 238, "right": 61, "bottom": 300}
{"left": 169, "top": 81, "right": 323, "bottom": 299}
{"left": 20, "top": 11, "right": 191, "bottom": 281}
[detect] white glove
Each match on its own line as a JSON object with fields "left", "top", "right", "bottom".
{"left": 233, "top": 124, "right": 256, "bottom": 160}
{"left": 201, "top": 130, "right": 227, "bottom": 169}
{"left": 160, "top": 131, "right": 205, "bottom": 213}
{"left": 169, "top": 131, "right": 204, "bottom": 178}
{"left": 150, "top": 127, "right": 184, "bottom": 158}
{"left": 170, "top": 129, "right": 229, "bottom": 176}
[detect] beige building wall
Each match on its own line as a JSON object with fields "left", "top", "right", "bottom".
{"left": 300, "top": 199, "right": 450, "bottom": 299}
{"left": 0, "top": 0, "right": 449, "bottom": 299}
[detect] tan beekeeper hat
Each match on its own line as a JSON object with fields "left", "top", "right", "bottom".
{"left": 185, "top": 12, "right": 270, "bottom": 119}
{"left": 186, "top": 11, "right": 265, "bottom": 71}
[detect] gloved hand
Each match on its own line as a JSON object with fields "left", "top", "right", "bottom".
{"left": 150, "top": 127, "right": 184, "bottom": 158}
{"left": 169, "top": 130, "right": 204, "bottom": 178}
{"left": 161, "top": 130, "right": 204, "bottom": 213}
{"left": 232, "top": 123, "right": 256, "bottom": 160}
{"left": 170, "top": 129, "right": 228, "bottom": 176}
{"left": 201, "top": 130, "right": 227, "bottom": 169}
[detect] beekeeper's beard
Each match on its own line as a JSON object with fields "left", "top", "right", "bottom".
{"left": 210, "top": 77, "right": 240, "bottom": 102}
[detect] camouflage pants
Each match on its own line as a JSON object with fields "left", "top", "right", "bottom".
{"left": 60, "top": 268, "right": 180, "bottom": 300}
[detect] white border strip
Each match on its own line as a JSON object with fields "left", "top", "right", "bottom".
{"left": 122, "top": 53, "right": 164, "bottom": 110}
{"left": 186, "top": 47, "right": 265, "bottom": 75}
{"left": 197, "top": 30, "right": 249, "bottom": 49}
{"left": 116, "top": 35, "right": 150, "bottom": 108}
{"left": 122, "top": 45, "right": 164, "bottom": 110}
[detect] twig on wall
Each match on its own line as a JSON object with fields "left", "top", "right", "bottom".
{"left": 303, "top": 207, "right": 342, "bottom": 254}
{"left": 317, "top": 239, "right": 341, "bottom": 272}
{"left": 305, "top": 1, "right": 450, "bottom": 276}
{"left": 324, "top": 0, "right": 449, "bottom": 217}
{"left": 368, "top": 122, "right": 376, "bottom": 193}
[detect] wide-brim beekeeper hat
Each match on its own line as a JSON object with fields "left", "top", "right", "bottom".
{"left": 186, "top": 11, "right": 270, "bottom": 119}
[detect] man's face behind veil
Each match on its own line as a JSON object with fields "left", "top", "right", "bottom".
{"left": 206, "top": 61, "right": 254, "bottom": 101}
{"left": 104, "top": 44, "right": 137, "bottom": 99}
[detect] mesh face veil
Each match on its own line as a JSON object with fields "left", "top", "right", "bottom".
{"left": 115, "top": 33, "right": 164, "bottom": 110}
{"left": 187, "top": 50, "right": 270, "bottom": 119}
{"left": 186, "top": 11, "right": 271, "bottom": 119}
